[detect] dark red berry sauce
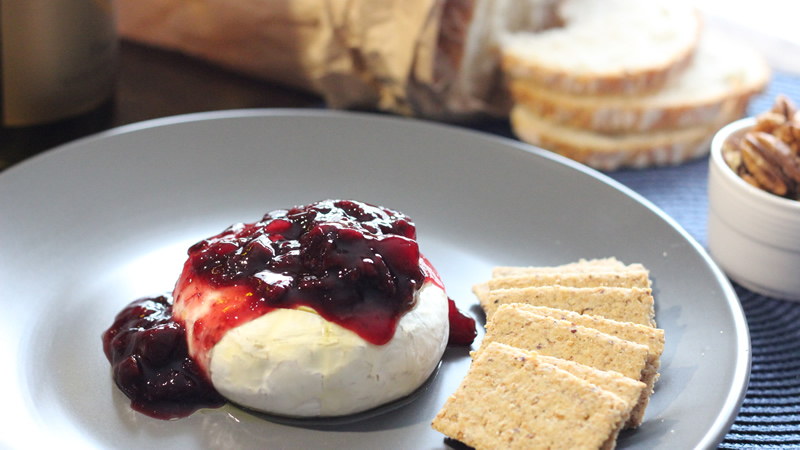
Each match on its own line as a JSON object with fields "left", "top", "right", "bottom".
{"left": 447, "top": 298, "right": 477, "bottom": 346}
{"left": 102, "top": 295, "right": 225, "bottom": 419}
{"left": 103, "top": 200, "right": 476, "bottom": 419}
{"left": 174, "top": 199, "right": 434, "bottom": 364}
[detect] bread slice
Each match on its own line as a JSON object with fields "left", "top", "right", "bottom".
{"left": 516, "top": 305, "right": 665, "bottom": 427}
{"left": 480, "top": 285, "right": 656, "bottom": 326}
{"left": 538, "top": 355, "right": 646, "bottom": 430}
{"left": 432, "top": 342, "right": 629, "bottom": 450}
{"left": 510, "top": 102, "right": 737, "bottom": 170}
{"left": 509, "top": 30, "right": 770, "bottom": 133}
{"left": 500, "top": 0, "right": 701, "bottom": 95}
{"left": 478, "top": 304, "right": 651, "bottom": 380}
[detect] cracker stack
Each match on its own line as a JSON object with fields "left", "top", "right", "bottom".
{"left": 501, "top": 0, "right": 770, "bottom": 170}
{"left": 515, "top": 304, "right": 665, "bottom": 427}
{"left": 432, "top": 257, "right": 665, "bottom": 449}
{"left": 432, "top": 342, "right": 631, "bottom": 450}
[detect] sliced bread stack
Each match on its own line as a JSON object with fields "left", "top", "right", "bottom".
{"left": 432, "top": 257, "right": 665, "bottom": 449}
{"left": 500, "top": 0, "right": 770, "bottom": 170}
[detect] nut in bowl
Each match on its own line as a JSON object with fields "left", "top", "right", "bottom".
{"left": 708, "top": 96, "right": 800, "bottom": 301}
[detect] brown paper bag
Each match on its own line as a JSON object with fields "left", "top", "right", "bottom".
{"left": 118, "top": 0, "right": 509, "bottom": 119}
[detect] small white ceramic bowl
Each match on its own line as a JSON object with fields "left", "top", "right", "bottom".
{"left": 708, "top": 117, "right": 800, "bottom": 301}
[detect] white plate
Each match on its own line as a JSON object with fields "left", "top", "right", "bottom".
{"left": 0, "top": 110, "right": 748, "bottom": 449}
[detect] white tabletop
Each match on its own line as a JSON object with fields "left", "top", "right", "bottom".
{"left": 698, "top": 0, "right": 800, "bottom": 74}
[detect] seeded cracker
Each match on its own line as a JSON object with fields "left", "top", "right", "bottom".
{"left": 478, "top": 304, "right": 651, "bottom": 380}
{"left": 518, "top": 305, "right": 664, "bottom": 427}
{"left": 480, "top": 285, "right": 656, "bottom": 326}
{"left": 472, "top": 269, "right": 651, "bottom": 306}
{"left": 491, "top": 257, "right": 643, "bottom": 278}
{"left": 432, "top": 342, "right": 629, "bottom": 450}
{"left": 490, "top": 270, "right": 650, "bottom": 289}
{"left": 473, "top": 257, "right": 644, "bottom": 303}
{"left": 536, "top": 355, "right": 646, "bottom": 431}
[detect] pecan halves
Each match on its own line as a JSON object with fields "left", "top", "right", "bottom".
{"left": 723, "top": 95, "right": 800, "bottom": 201}
{"left": 754, "top": 97, "right": 800, "bottom": 156}
{"left": 741, "top": 131, "right": 800, "bottom": 198}
{"left": 771, "top": 94, "right": 798, "bottom": 120}
{"left": 772, "top": 117, "right": 800, "bottom": 155}
{"left": 740, "top": 134, "right": 790, "bottom": 196}
{"left": 753, "top": 112, "right": 786, "bottom": 134}
{"left": 722, "top": 139, "right": 744, "bottom": 173}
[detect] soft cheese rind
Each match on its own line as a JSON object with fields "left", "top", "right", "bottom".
{"left": 207, "top": 281, "right": 449, "bottom": 417}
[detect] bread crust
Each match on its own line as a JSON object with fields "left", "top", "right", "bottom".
{"left": 511, "top": 78, "right": 760, "bottom": 133}
{"left": 503, "top": 43, "right": 695, "bottom": 96}
{"left": 508, "top": 30, "right": 770, "bottom": 133}
{"left": 510, "top": 104, "right": 744, "bottom": 170}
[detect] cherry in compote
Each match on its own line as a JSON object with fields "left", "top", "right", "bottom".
{"left": 102, "top": 295, "right": 225, "bottom": 419}
{"left": 177, "top": 199, "right": 430, "bottom": 355}
{"left": 447, "top": 298, "right": 477, "bottom": 346}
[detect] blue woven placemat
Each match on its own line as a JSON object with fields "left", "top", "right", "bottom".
{"left": 610, "top": 72, "right": 800, "bottom": 449}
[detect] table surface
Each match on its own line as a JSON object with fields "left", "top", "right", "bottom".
{"left": 3, "top": 40, "right": 800, "bottom": 449}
